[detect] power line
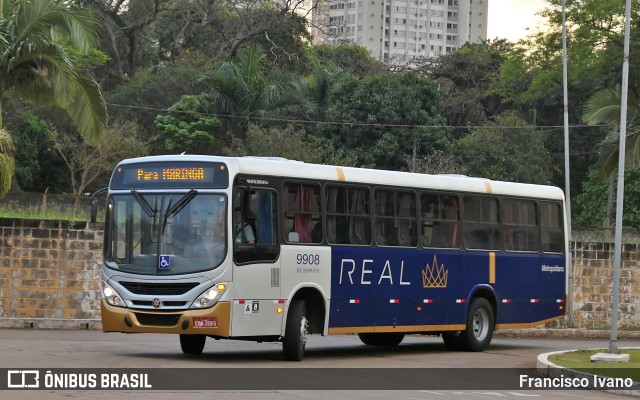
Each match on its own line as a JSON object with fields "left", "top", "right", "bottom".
{"left": 107, "top": 102, "right": 608, "bottom": 131}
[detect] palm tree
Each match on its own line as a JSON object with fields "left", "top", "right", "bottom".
{"left": 0, "top": 0, "right": 107, "bottom": 195}
{"left": 583, "top": 85, "right": 640, "bottom": 227}
{"left": 198, "top": 44, "right": 317, "bottom": 137}
{"left": 583, "top": 85, "right": 640, "bottom": 178}
{"left": 0, "top": 128, "right": 13, "bottom": 194}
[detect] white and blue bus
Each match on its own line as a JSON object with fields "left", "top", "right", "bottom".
{"left": 99, "top": 155, "right": 567, "bottom": 360}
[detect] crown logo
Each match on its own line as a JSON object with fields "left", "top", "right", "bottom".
{"left": 422, "top": 255, "right": 448, "bottom": 288}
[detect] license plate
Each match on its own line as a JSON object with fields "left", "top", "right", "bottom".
{"left": 193, "top": 317, "right": 217, "bottom": 328}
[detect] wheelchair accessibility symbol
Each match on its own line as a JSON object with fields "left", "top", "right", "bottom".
{"left": 159, "top": 255, "right": 171, "bottom": 269}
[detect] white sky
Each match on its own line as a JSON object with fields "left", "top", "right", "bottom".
{"left": 487, "top": 0, "right": 549, "bottom": 41}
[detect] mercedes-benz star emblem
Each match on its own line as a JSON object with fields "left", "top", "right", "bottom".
{"left": 152, "top": 298, "right": 161, "bottom": 308}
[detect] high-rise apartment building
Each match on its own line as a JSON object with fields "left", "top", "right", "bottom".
{"left": 311, "top": 0, "right": 488, "bottom": 62}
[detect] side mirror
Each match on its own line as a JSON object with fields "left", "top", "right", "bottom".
{"left": 90, "top": 197, "right": 99, "bottom": 223}
{"left": 90, "top": 187, "right": 108, "bottom": 223}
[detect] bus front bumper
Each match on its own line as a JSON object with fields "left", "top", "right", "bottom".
{"left": 101, "top": 300, "right": 231, "bottom": 336}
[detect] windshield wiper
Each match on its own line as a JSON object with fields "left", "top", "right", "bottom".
{"left": 131, "top": 190, "right": 155, "bottom": 217}
{"left": 162, "top": 189, "right": 198, "bottom": 234}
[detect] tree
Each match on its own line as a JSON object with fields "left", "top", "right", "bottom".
{"left": 311, "top": 44, "right": 386, "bottom": 78}
{"left": 154, "top": 95, "right": 222, "bottom": 153}
{"left": 223, "top": 123, "right": 355, "bottom": 165}
{"left": 490, "top": 1, "right": 623, "bottom": 193}
{"left": 11, "top": 113, "right": 57, "bottom": 192}
{"left": 0, "top": 128, "right": 13, "bottom": 195}
{"left": 319, "top": 71, "right": 448, "bottom": 171}
{"left": 195, "top": 44, "right": 317, "bottom": 137}
{"left": 403, "top": 149, "right": 468, "bottom": 175}
{"left": 575, "top": 169, "right": 640, "bottom": 230}
{"left": 583, "top": 85, "right": 640, "bottom": 178}
{"left": 54, "top": 121, "right": 149, "bottom": 197}
{"left": 456, "top": 111, "right": 553, "bottom": 184}
{"left": 421, "top": 41, "right": 513, "bottom": 140}
{"left": 107, "top": 51, "right": 213, "bottom": 152}
{"left": 0, "top": 0, "right": 107, "bottom": 196}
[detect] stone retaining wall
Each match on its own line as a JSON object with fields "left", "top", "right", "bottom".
{"left": 0, "top": 219, "right": 638, "bottom": 331}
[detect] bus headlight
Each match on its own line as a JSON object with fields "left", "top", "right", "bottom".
{"left": 101, "top": 281, "right": 124, "bottom": 307}
{"left": 190, "top": 283, "right": 227, "bottom": 309}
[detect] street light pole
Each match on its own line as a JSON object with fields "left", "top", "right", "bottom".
{"left": 561, "top": 0, "right": 574, "bottom": 328}
{"left": 608, "top": 0, "right": 632, "bottom": 355}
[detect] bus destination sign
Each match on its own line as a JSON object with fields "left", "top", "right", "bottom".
{"left": 110, "top": 161, "right": 229, "bottom": 189}
{"left": 136, "top": 166, "right": 206, "bottom": 182}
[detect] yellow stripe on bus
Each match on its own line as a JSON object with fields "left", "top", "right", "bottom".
{"left": 327, "top": 324, "right": 466, "bottom": 334}
{"left": 484, "top": 180, "right": 492, "bottom": 193}
{"left": 336, "top": 166, "right": 345, "bottom": 181}
{"left": 496, "top": 316, "right": 564, "bottom": 330}
{"left": 489, "top": 252, "right": 496, "bottom": 284}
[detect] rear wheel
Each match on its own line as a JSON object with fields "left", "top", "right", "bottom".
{"left": 180, "top": 334, "right": 206, "bottom": 354}
{"left": 283, "top": 299, "right": 308, "bottom": 361}
{"left": 459, "top": 297, "right": 494, "bottom": 351}
{"left": 358, "top": 333, "right": 405, "bottom": 347}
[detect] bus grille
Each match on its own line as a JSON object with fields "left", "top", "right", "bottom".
{"left": 120, "top": 281, "right": 199, "bottom": 295}
{"left": 134, "top": 313, "right": 180, "bottom": 327}
{"left": 132, "top": 300, "right": 188, "bottom": 307}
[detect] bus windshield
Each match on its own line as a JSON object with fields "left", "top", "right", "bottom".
{"left": 105, "top": 192, "right": 227, "bottom": 275}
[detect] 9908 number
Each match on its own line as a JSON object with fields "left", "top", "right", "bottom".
{"left": 296, "top": 254, "right": 320, "bottom": 265}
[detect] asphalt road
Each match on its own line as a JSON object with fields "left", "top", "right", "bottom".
{"left": 1, "top": 329, "right": 638, "bottom": 399}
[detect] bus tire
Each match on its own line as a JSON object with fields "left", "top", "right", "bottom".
{"left": 459, "top": 297, "right": 494, "bottom": 352}
{"left": 180, "top": 334, "right": 206, "bottom": 354}
{"left": 358, "top": 333, "right": 405, "bottom": 347}
{"left": 283, "top": 299, "right": 308, "bottom": 361}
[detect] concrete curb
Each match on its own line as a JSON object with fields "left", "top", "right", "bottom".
{"left": 0, "top": 318, "right": 101, "bottom": 330}
{"left": 536, "top": 348, "right": 640, "bottom": 397}
{"left": 496, "top": 328, "right": 640, "bottom": 339}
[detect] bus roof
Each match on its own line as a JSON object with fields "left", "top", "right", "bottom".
{"left": 116, "top": 154, "right": 565, "bottom": 201}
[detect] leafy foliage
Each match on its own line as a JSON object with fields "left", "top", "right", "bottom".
{"left": 194, "top": 44, "right": 317, "bottom": 137}
{"left": 11, "top": 113, "right": 57, "bottom": 192}
{"left": 421, "top": 41, "right": 513, "bottom": 138}
{"left": 53, "top": 121, "right": 150, "bottom": 195}
{"left": 0, "top": 0, "right": 107, "bottom": 196}
{"left": 155, "top": 95, "right": 222, "bottom": 153}
{"left": 0, "top": 128, "right": 14, "bottom": 196}
{"left": 319, "top": 71, "right": 448, "bottom": 170}
{"left": 575, "top": 169, "right": 640, "bottom": 230}
{"left": 456, "top": 111, "right": 553, "bottom": 184}
{"left": 583, "top": 85, "right": 640, "bottom": 179}
{"left": 311, "top": 44, "right": 386, "bottom": 77}
{"left": 224, "top": 123, "right": 355, "bottom": 165}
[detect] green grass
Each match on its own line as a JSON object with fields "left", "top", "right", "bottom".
{"left": 0, "top": 200, "right": 103, "bottom": 222}
{"left": 549, "top": 349, "right": 640, "bottom": 382}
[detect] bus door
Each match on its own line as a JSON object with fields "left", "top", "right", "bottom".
{"left": 279, "top": 182, "right": 330, "bottom": 322}
{"left": 231, "top": 184, "right": 281, "bottom": 336}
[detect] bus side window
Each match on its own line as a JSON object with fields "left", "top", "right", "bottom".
{"left": 283, "top": 182, "right": 322, "bottom": 244}
{"left": 541, "top": 201, "right": 563, "bottom": 253}
{"left": 420, "top": 193, "right": 459, "bottom": 249}
{"left": 325, "top": 185, "right": 371, "bottom": 245}
{"left": 503, "top": 199, "right": 539, "bottom": 252}
{"left": 233, "top": 188, "right": 278, "bottom": 264}
{"left": 463, "top": 195, "right": 501, "bottom": 251}
{"left": 375, "top": 189, "right": 417, "bottom": 247}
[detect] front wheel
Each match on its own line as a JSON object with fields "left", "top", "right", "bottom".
{"left": 180, "top": 334, "right": 206, "bottom": 354}
{"left": 283, "top": 299, "right": 308, "bottom": 361}
{"left": 459, "top": 297, "right": 494, "bottom": 352}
